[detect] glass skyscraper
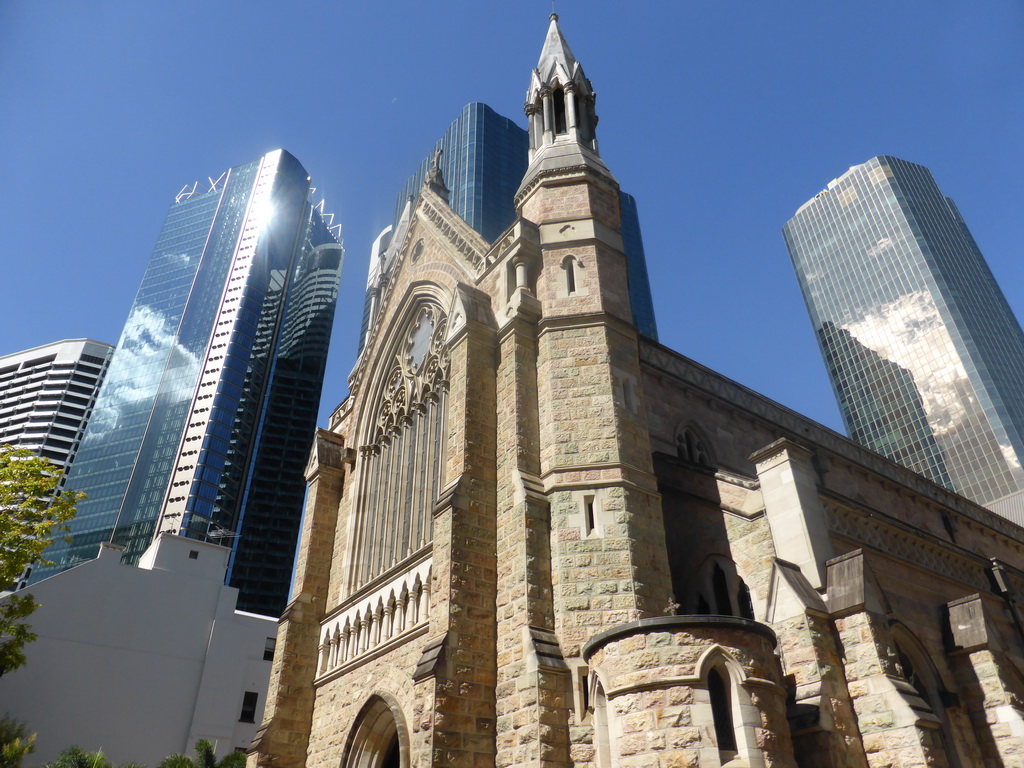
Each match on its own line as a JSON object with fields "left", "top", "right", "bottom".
{"left": 360, "top": 103, "right": 657, "bottom": 348}
{"left": 38, "top": 150, "right": 343, "bottom": 615}
{"left": 784, "top": 155, "right": 1024, "bottom": 508}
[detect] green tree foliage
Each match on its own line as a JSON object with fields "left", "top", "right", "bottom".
{"left": 0, "top": 715, "right": 35, "bottom": 768}
{"left": 0, "top": 445, "right": 82, "bottom": 672}
{"left": 157, "top": 740, "right": 246, "bottom": 768}
{"left": 40, "top": 746, "right": 145, "bottom": 768}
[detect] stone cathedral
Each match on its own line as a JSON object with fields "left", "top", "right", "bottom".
{"left": 251, "top": 17, "right": 1024, "bottom": 768}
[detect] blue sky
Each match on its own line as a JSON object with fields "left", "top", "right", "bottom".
{"left": 2, "top": 1, "right": 1022, "bottom": 434}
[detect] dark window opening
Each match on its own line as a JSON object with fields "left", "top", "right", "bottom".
{"left": 553, "top": 87, "right": 567, "bottom": 134}
{"left": 584, "top": 496, "right": 595, "bottom": 535}
{"left": 897, "top": 645, "right": 919, "bottom": 692}
{"left": 737, "top": 579, "right": 755, "bottom": 620}
{"left": 712, "top": 563, "right": 732, "bottom": 616}
{"left": 239, "top": 690, "right": 259, "bottom": 723}
{"left": 566, "top": 259, "right": 577, "bottom": 294}
{"left": 708, "top": 668, "right": 737, "bottom": 752}
{"left": 264, "top": 636, "right": 276, "bottom": 661}
{"left": 382, "top": 734, "right": 400, "bottom": 768}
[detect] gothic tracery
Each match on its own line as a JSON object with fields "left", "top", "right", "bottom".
{"left": 354, "top": 304, "right": 449, "bottom": 587}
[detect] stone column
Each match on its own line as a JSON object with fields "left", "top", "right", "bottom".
{"left": 248, "top": 430, "right": 348, "bottom": 768}
{"left": 564, "top": 82, "right": 578, "bottom": 137}
{"left": 415, "top": 285, "right": 498, "bottom": 768}
{"left": 494, "top": 284, "right": 572, "bottom": 768}
{"left": 541, "top": 87, "right": 554, "bottom": 144}
{"left": 525, "top": 103, "right": 542, "bottom": 158}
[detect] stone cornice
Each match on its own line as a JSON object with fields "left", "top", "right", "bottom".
{"left": 638, "top": 339, "right": 1024, "bottom": 544}
{"left": 542, "top": 460, "right": 659, "bottom": 496}
{"left": 823, "top": 496, "right": 992, "bottom": 592}
{"left": 536, "top": 310, "right": 638, "bottom": 341}
{"left": 582, "top": 615, "right": 777, "bottom": 660}
{"left": 514, "top": 162, "right": 618, "bottom": 209}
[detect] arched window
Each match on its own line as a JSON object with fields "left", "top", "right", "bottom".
{"left": 891, "top": 626, "right": 965, "bottom": 768}
{"left": 343, "top": 695, "right": 407, "bottom": 768}
{"left": 692, "top": 556, "right": 755, "bottom": 620}
{"left": 562, "top": 255, "right": 583, "bottom": 297}
{"left": 708, "top": 667, "right": 738, "bottom": 755}
{"left": 712, "top": 563, "right": 732, "bottom": 618}
{"left": 591, "top": 677, "right": 615, "bottom": 768}
{"left": 675, "top": 424, "right": 713, "bottom": 468}
{"left": 553, "top": 86, "right": 568, "bottom": 134}
{"left": 696, "top": 650, "right": 758, "bottom": 767}
{"left": 354, "top": 304, "right": 449, "bottom": 587}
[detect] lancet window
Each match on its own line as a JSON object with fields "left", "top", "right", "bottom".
{"left": 691, "top": 556, "right": 755, "bottom": 620}
{"left": 708, "top": 666, "right": 738, "bottom": 755}
{"left": 354, "top": 304, "right": 449, "bottom": 588}
{"left": 676, "top": 423, "right": 713, "bottom": 468}
{"left": 553, "top": 86, "right": 568, "bottom": 134}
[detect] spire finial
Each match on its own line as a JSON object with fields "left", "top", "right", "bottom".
{"left": 550, "top": 0, "right": 557, "bottom": 21}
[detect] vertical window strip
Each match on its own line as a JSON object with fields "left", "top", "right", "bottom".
{"left": 416, "top": 397, "right": 434, "bottom": 548}
{"left": 432, "top": 390, "right": 447, "bottom": 513}
{"left": 389, "top": 422, "right": 409, "bottom": 569}
{"left": 360, "top": 445, "right": 383, "bottom": 586}
{"left": 376, "top": 438, "right": 394, "bottom": 575}
{"left": 401, "top": 413, "right": 419, "bottom": 557}
{"left": 384, "top": 428, "right": 403, "bottom": 571}
{"left": 356, "top": 448, "right": 376, "bottom": 586}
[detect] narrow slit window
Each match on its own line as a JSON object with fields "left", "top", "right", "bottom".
{"left": 708, "top": 668, "right": 737, "bottom": 752}
{"left": 584, "top": 496, "right": 596, "bottom": 535}
{"left": 566, "top": 259, "right": 577, "bottom": 295}
{"left": 554, "top": 87, "right": 567, "bottom": 134}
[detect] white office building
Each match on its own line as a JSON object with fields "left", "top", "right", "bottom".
{"left": 0, "top": 534, "right": 277, "bottom": 765}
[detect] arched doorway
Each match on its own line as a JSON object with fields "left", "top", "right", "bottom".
{"left": 343, "top": 695, "right": 408, "bottom": 768}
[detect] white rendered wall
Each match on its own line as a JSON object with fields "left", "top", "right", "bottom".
{"left": 0, "top": 535, "right": 276, "bottom": 765}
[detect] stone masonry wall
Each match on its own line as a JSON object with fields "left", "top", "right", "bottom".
{"left": 584, "top": 617, "right": 796, "bottom": 768}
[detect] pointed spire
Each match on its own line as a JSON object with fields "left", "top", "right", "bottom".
{"left": 521, "top": 13, "right": 603, "bottom": 162}
{"left": 516, "top": 13, "right": 615, "bottom": 203}
{"left": 536, "top": 13, "right": 578, "bottom": 86}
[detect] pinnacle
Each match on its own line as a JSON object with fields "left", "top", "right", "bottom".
{"left": 536, "top": 12, "right": 577, "bottom": 82}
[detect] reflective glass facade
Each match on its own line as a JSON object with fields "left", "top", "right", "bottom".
{"left": 784, "top": 156, "right": 1024, "bottom": 507}
{"left": 39, "top": 151, "right": 343, "bottom": 615}
{"left": 619, "top": 192, "right": 659, "bottom": 340}
{"left": 393, "top": 103, "right": 530, "bottom": 244}
{"left": 361, "top": 103, "right": 658, "bottom": 346}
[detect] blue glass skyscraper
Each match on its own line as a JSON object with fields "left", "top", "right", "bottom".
{"left": 361, "top": 103, "right": 657, "bottom": 348}
{"left": 39, "top": 150, "right": 343, "bottom": 615}
{"left": 785, "top": 156, "right": 1024, "bottom": 509}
